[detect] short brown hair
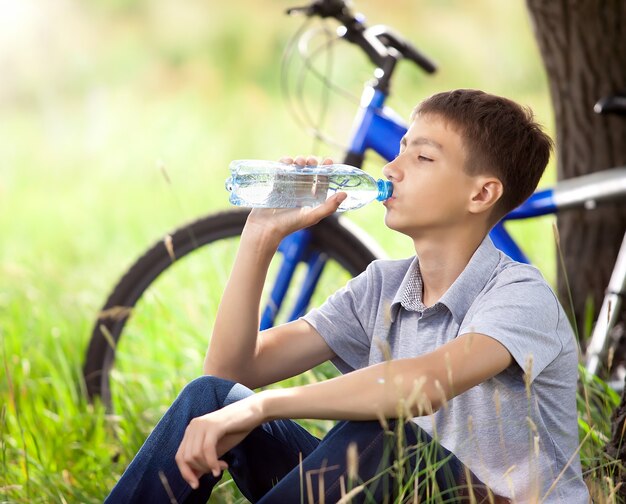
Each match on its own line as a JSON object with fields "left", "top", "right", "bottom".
{"left": 413, "top": 89, "right": 553, "bottom": 220}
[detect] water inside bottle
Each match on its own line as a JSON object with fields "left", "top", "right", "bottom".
{"left": 226, "top": 161, "right": 392, "bottom": 211}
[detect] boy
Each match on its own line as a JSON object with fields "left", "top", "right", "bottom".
{"left": 106, "top": 90, "right": 590, "bottom": 503}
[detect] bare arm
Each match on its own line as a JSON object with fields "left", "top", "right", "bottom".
{"left": 179, "top": 332, "right": 513, "bottom": 486}
{"left": 260, "top": 332, "right": 512, "bottom": 420}
{"left": 204, "top": 157, "right": 344, "bottom": 389}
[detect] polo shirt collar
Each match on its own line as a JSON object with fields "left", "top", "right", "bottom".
{"left": 390, "top": 236, "right": 501, "bottom": 324}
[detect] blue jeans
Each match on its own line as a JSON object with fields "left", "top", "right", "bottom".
{"left": 105, "top": 376, "right": 505, "bottom": 503}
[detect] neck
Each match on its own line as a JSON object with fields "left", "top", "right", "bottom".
{"left": 412, "top": 227, "right": 487, "bottom": 307}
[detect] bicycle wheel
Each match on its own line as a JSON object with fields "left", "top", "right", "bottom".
{"left": 83, "top": 208, "right": 378, "bottom": 415}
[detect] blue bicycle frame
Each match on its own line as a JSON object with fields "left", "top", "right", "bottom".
{"left": 259, "top": 85, "right": 557, "bottom": 329}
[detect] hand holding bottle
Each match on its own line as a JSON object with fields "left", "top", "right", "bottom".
{"left": 243, "top": 156, "right": 347, "bottom": 243}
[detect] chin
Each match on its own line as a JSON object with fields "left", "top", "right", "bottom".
{"left": 384, "top": 214, "right": 406, "bottom": 234}
{"left": 385, "top": 215, "right": 422, "bottom": 239}
{"left": 383, "top": 213, "right": 396, "bottom": 231}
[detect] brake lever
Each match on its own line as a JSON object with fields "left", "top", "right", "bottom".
{"left": 367, "top": 24, "right": 437, "bottom": 74}
{"left": 286, "top": 0, "right": 351, "bottom": 19}
{"left": 286, "top": 5, "right": 314, "bottom": 16}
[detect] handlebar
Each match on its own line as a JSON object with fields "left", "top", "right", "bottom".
{"left": 594, "top": 93, "right": 626, "bottom": 117}
{"left": 287, "top": 0, "right": 437, "bottom": 77}
{"left": 366, "top": 25, "right": 436, "bottom": 74}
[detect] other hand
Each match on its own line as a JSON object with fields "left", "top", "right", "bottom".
{"left": 175, "top": 396, "right": 265, "bottom": 490}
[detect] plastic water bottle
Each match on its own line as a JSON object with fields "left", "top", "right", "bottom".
{"left": 225, "top": 160, "right": 393, "bottom": 213}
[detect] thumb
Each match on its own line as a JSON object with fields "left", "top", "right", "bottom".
{"left": 332, "top": 192, "right": 347, "bottom": 207}
{"left": 301, "top": 191, "right": 347, "bottom": 227}
{"left": 317, "top": 191, "right": 347, "bottom": 215}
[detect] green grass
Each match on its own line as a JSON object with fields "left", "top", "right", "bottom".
{"left": 0, "top": 0, "right": 616, "bottom": 501}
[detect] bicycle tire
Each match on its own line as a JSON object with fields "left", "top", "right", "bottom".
{"left": 83, "top": 208, "right": 378, "bottom": 411}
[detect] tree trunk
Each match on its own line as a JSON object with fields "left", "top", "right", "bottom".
{"left": 526, "top": 0, "right": 626, "bottom": 488}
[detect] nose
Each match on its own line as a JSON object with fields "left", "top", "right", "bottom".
{"left": 382, "top": 156, "right": 402, "bottom": 181}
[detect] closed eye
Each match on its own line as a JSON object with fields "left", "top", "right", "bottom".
{"left": 418, "top": 155, "right": 433, "bottom": 162}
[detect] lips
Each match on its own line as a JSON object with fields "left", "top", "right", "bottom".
{"left": 383, "top": 195, "right": 395, "bottom": 207}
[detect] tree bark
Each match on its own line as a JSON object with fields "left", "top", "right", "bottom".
{"left": 526, "top": 0, "right": 626, "bottom": 489}
{"left": 526, "top": 0, "right": 626, "bottom": 330}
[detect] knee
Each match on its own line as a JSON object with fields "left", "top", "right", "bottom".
{"left": 178, "top": 375, "right": 255, "bottom": 410}
{"left": 182, "top": 375, "right": 235, "bottom": 397}
{"left": 174, "top": 375, "right": 238, "bottom": 416}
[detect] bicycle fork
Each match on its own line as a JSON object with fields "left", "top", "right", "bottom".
{"left": 259, "top": 229, "right": 328, "bottom": 330}
{"left": 585, "top": 231, "right": 626, "bottom": 377}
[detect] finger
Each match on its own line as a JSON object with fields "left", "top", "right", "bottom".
{"left": 210, "top": 459, "right": 229, "bottom": 478}
{"left": 202, "top": 438, "right": 222, "bottom": 478}
{"left": 305, "top": 155, "right": 318, "bottom": 166}
{"left": 324, "top": 192, "right": 347, "bottom": 214}
{"left": 215, "top": 460, "right": 229, "bottom": 476}
{"left": 176, "top": 436, "right": 199, "bottom": 488}
{"left": 184, "top": 430, "right": 210, "bottom": 480}
{"left": 329, "top": 191, "right": 348, "bottom": 208}
{"left": 279, "top": 156, "right": 294, "bottom": 165}
{"left": 176, "top": 438, "right": 205, "bottom": 490}
{"left": 322, "top": 157, "right": 334, "bottom": 165}
{"left": 293, "top": 155, "right": 307, "bottom": 166}
{"left": 176, "top": 452, "right": 200, "bottom": 490}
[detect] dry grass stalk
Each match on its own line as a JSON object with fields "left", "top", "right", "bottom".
{"left": 99, "top": 323, "right": 117, "bottom": 351}
{"left": 164, "top": 234, "right": 176, "bottom": 262}
{"left": 434, "top": 379, "right": 448, "bottom": 411}
{"left": 98, "top": 306, "right": 132, "bottom": 321}
{"left": 304, "top": 463, "right": 339, "bottom": 504}
{"left": 158, "top": 470, "right": 179, "bottom": 504}
{"left": 335, "top": 484, "right": 365, "bottom": 503}
{"left": 524, "top": 355, "right": 533, "bottom": 402}
{"left": 347, "top": 442, "right": 358, "bottom": 482}
{"left": 542, "top": 429, "right": 592, "bottom": 501}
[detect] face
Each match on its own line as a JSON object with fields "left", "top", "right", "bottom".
{"left": 382, "top": 114, "right": 480, "bottom": 238}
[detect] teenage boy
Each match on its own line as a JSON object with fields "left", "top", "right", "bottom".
{"left": 106, "top": 90, "right": 590, "bottom": 503}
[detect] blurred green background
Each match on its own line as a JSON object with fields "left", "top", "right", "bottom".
{"left": 0, "top": 0, "right": 562, "bottom": 501}
{"left": 0, "top": 0, "right": 554, "bottom": 298}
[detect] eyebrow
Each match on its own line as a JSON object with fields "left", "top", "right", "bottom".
{"left": 399, "top": 136, "right": 444, "bottom": 151}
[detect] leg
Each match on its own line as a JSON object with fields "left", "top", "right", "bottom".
{"left": 105, "top": 376, "right": 319, "bottom": 504}
{"left": 257, "top": 420, "right": 507, "bottom": 504}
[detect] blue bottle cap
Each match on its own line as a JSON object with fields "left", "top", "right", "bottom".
{"left": 376, "top": 179, "right": 393, "bottom": 201}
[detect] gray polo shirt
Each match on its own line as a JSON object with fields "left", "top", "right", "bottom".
{"left": 303, "top": 237, "right": 589, "bottom": 503}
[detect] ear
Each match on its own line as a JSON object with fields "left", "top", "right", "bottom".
{"left": 468, "top": 177, "right": 503, "bottom": 215}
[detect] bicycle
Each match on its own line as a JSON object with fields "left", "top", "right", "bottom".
{"left": 83, "top": 0, "right": 626, "bottom": 412}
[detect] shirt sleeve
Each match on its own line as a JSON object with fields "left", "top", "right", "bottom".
{"left": 301, "top": 263, "right": 377, "bottom": 374}
{"left": 459, "top": 270, "right": 564, "bottom": 382}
